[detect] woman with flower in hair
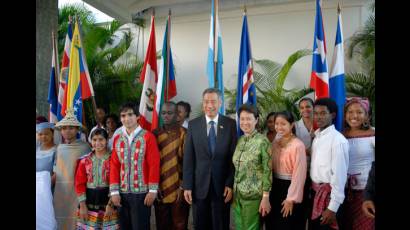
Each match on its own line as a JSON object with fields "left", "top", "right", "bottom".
{"left": 341, "top": 97, "right": 375, "bottom": 230}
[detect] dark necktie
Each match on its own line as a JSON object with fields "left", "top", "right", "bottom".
{"left": 208, "top": 121, "right": 216, "bottom": 155}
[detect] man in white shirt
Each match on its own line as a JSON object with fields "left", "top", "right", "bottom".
{"left": 309, "top": 98, "right": 349, "bottom": 230}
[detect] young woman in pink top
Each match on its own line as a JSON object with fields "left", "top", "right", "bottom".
{"left": 266, "top": 111, "right": 307, "bottom": 230}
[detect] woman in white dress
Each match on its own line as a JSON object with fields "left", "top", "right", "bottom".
{"left": 341, "top": 97, "right": 375, "bottom": 230}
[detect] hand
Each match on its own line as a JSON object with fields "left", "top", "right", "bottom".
{"left": 104, "top": 204, "right": 114, "bottom": 218}
{"left": 144, "top": 192, "right": 157, "bottom": 206}
{"left": 184, "top": 190, "right": 193, "bottom": 204}
{"left": 111, "top": 194, "right": 122, "bottom": 207}
{"left": 362, "top": 200, "right": 375, "bottom": 218}
{"left": 259, "top": 196, "right": 271, "bottom": 217}
{"left": 320, "top": 208, "right": 336, "bottom": 225}
{"left": 79, "top": 202, "right": 88, "bottom": 221}
{"left": 223, "top": 187, "right": 233, "bottom": 203}
{"left": 281, "top": 200, "right": 294, "bottom": 218}
{"left": 51, "top": 173, "right": 56, "bottom": 186}
{"left": 176, "top": 188, "right": 184, "bottom": 202}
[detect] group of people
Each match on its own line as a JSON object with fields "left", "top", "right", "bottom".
{"left": 36, "top": 87, "right": 375, "bottom": 230}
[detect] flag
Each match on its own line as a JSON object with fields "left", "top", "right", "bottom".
{"left": 47, "top": 34, "right": 59, "bottom": 124}
{"left": 206, "top": 0, "right": 225, "bottom": 114}
{"left": 155, "top": 14, "right": 177, "bottom": 129}
{"left": 64, "top": 20, "right": 94, "bottom": 123}
{"left": 57, "top": 19, "right": 73, "bottom": 120}
{"left": 236, "top": 12, "right": 256, "bottom": 137}
{"left": 329, "top": 6, "right": 346, "bottom": 131}
{"left": 310, "top": 0, "right": 329, "bottom": 99}
{"left": 139, "top": 15, "right": 158, "bottom": 131}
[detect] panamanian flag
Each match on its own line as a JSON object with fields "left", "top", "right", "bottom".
{"left": 206, "top": 0, "right": 225, "bottom": 115}
{"left": 310, "top": 0, "right": 329, "bottom": 99}
{"left": 236, "top": 12, "right": 256, "bottom": 137}
{"left": 329, "top": 6, "right": 346, "bottom": 131}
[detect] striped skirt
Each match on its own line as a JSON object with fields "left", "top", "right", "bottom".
{"left": 342, "top": 189, "right": 375, "bottom": 230}
{"left": 76, "top": 187, "right": 119, "bottom": 230}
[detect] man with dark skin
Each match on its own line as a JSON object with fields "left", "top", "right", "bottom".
{"left": 153, "top": 102, "right": 190, "bottom": 230}
{"left": 309, "top": 98, "right": 349, "bottom": 230}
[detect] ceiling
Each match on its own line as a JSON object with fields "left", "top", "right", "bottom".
{"left": 84, "top": 0, "right": 314, "bottom": 23}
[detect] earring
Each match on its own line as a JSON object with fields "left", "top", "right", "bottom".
{"left": 362, "top": 121, "right": 370, "bottom": 129}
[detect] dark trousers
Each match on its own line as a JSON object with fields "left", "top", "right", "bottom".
{"left": 193, "top": 181, "right": 230, "bottom": 230}
{"left": 118, "top": 193, "right": 151, "bottom": 230}
{"left": 154, "top": 197, "right": 190, "bottom": 230}
{"left": 307, "top": 189, "right": 344, "bottom": 230}
{"left": 265, "top": 177, "right": 305, "bottom": 230}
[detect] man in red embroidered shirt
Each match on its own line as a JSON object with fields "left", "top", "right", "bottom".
{"left": 109, "top": 102, "right": 160, "bottom": 230}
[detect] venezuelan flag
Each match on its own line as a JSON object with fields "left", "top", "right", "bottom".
{"left": 65, "top": 20, "right": 94, "bottom": 123}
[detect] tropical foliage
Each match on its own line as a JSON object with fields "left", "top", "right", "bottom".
{"left": 58, "top": 4, "right": 144, "bottom": 129}
{"left": 225, "top": 49, "right": 313, "bottom": 130}
{"left": 345, "top": 0, "right": 375, "bottom": 124}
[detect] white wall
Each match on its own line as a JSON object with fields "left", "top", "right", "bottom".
{"left": 140, "top": 0, "right": 371, "bottom": 116}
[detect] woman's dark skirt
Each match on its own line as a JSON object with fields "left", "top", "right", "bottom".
{"left": 265, "top": 177, "right": 305, "bottom": 230}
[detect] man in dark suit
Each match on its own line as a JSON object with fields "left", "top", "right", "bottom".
{"left": 183, "top": 88, "right": 237, "bottom": 230}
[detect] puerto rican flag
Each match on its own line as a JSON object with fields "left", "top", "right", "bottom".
{"left": 57, "top": 19, "right": 73, "bottom": 120}
{"left": 236, "top": 12, "right": 256, "bottom": 137}
{"left": 310, "top": 0, "right": 329, "bottom": 99}
{"left": 329, "top": 6, "right": 346, "bottom": 131}
{"left": 139, "top": 15, "right": 158, "bottom": 131}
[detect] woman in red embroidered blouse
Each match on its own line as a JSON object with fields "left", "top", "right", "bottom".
{"left": 266, "top": 111, "right": 307, "bottom": 230}
{"left": 74, "top": 128, "right": 119, "bottom": 229}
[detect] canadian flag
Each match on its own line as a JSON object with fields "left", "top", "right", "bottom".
{"left": 139, "top": 15, "right": 158, "bottom": 131}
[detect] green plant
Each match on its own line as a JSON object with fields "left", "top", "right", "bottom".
{"left": 58, "top": 4, "right": 144, "bottom": 129}
{"left": 225, "top": 49, "right": 313, "bottom": 130}
{"left": 345, "top": 0, "right": 375, "bottom": 125}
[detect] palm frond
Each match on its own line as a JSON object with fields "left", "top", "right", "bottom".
{"left": 276, "top": 49, "right": 312, "bottom": 94}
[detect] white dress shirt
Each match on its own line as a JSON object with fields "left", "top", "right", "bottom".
{"left": 205, "top": 114, "right": 219, "bottom": 136}
{"left": 182, "top": 119, "right": 189, "bottom": 129}
{"left": 310, "top": 125, "right": 349, "bottom": 212}
{"left": 121, "top": 126, "right": 142, "bottom": 146}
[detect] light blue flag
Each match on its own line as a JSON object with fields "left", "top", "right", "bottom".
{"left": 207, "top": 0, "right": 224, "bottom": 114}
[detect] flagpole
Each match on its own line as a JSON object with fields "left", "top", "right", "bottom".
{"left": 244, "top": 5, "right": 255, "bottom": 94}
{"left": 213, "top": 0, "right": 218, "bottom": 88}
{"left": 51, "top": 30, "right": 59, "bottom": 93}
{"left": 166, "top": 9, "right": 171, "bottom": 102}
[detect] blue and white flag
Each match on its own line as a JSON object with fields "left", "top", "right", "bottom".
{"left": 206, "top": 0, "right": 225, "bottom": 114}
{"left": 236, "top": 13, "right": 256, "bottom": 137}
{"left": 329, "top": 6, "right": 346, "bottom": 131}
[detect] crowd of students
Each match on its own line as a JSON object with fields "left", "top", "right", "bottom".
{"left": 36, "top": 88, "right": 375, "bottom": 230}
